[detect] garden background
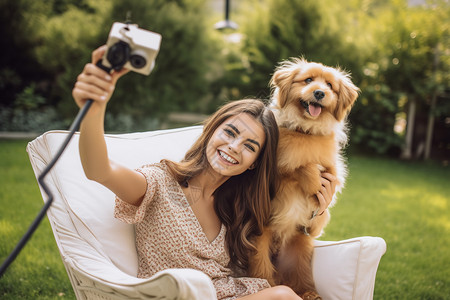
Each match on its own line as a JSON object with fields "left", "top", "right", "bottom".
{"left": 1, "top": 0, "right": 449, "bottom": 299}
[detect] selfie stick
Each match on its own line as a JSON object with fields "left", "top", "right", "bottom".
{"left": 0, "top": 61, "right": 112, "bottom": 278}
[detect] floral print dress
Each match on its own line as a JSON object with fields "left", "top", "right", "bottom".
{"left": 114, "top": 162, "right": 270, "bottom": 299}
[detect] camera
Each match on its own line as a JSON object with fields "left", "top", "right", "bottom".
{"left": 101, "top": 22, "right": 162, "bottom": 75}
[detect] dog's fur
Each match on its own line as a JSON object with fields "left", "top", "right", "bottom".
{"left": 249, "top": 58, "right": 360, "bottom": 299}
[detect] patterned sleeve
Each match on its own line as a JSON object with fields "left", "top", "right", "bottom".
{"left": 114, "top": 164, "right": 161, "bottom": 224}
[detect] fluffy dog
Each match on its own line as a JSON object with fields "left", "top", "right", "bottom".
{"left": 249, "top": 58, "right": 360, "bottom": 300}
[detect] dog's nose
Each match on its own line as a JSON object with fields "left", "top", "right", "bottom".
{"left": 314, "top": 90, "right": 325, "bottom": 100}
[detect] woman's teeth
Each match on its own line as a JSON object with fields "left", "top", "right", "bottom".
{"left": 219, "top": 150, "right": 238, "bottom": 164}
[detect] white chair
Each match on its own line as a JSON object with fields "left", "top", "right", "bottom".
{"left": 26, "top": 126, "right": 386, "bottom": 300}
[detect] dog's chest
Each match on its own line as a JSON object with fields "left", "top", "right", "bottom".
{"left": 276, "top": 129, "right": 337, "bottom": 174}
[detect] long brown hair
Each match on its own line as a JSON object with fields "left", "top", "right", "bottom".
{"left": 163, "top": 99, "right": 279, "bottom": 270}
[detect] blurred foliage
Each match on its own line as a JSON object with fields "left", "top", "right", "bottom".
{"left": 0, "top": 0, "right": 51, "bottom": 107}
{"left": 0, "top": 0, "right": 449, "bottom": 159}
{"left": 352, "top": 0, "right": 450, "bottom": 156}
{"left": 0, "top": 0, "right": 225, "bottom": 130}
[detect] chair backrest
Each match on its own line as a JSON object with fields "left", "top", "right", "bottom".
{"left": 27, "top": 126, "right": 203, "bottom": 279}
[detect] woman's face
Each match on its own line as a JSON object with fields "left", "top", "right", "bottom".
{"left": 206, "top": 113, "right": 266, "bottom": 178}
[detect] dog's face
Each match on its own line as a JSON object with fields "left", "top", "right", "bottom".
{"left": 271, "top": 58, "right": 360, "bottom": 135}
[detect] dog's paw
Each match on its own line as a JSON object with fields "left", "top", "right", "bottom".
{"left": 301, "top": 291, "right": 322, "bottom": 300}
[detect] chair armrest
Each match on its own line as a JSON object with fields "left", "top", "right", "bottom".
{"left": 66, "top": 259, "right": 217, "bottom": 300}
{"left": 313, "top": 236, "right": 387, "bottom": 300}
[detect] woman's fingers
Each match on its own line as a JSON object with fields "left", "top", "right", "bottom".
{"left": 73, "top": 45, "right": 130, "bottom": 109}
{"left": 83, "top": 63, "right": 112, "bottom": 82}
{"left": 91, "top": 45, "right": 129, "bottom": 82}
{"left": 90, "top": 44, "right": 131, "bottom": 84}
{"left": 315, "top": 191, "right": 327, "bottom": 216}
{"left": 315, "top": 172, "right": 337, "bottom": 215}
{"left": 111, "top": 67, "right": 130, "bottom": 84}
{"left": 73, "top": 63, "right": 114, "bottom": 106}
{"left": 73, "top": 81, "right": 108, "bottom": 102}
{"left": 91, "top": 45, "right": 108, "bottom": 64}
{"left": 79, "top": 65, "right": 112, "bottom": 92}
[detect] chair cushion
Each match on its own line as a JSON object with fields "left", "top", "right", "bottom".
{"left": 313, "top": 237, "right": 386, "bottom": 300}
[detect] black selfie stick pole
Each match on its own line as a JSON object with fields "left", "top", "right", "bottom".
{"left": 0, "top": 61, "right": 112, "bottom": 278}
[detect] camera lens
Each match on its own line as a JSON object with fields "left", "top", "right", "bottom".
{"left": 130, "top": 54, "right": 147, "bottom": 69}
{"left": 106, "top": 41, "right": 131, "bottom": 70}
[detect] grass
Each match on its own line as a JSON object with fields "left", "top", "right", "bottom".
{"left": 321, "top": 156, "right": 450, "bottom": 300}
{"left": 0, "top": 139, "right": 449, "bottom": 299}
{"left": 0, "top": 140, "right": 74, "bottom": 299}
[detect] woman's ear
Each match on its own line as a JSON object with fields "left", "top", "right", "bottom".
{"left": 248, "top": 163, "right": 256, "bottom": 170}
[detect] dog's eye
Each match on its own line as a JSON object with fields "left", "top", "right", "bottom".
{"left": 305, "top": 78, "right": 313, "bottom": 84}
{"left": 327, "top": 82, "right": 333, "bottom": 89}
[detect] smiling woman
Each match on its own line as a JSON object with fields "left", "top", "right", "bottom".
{"left": 206, "top": 113, "right": 265, "bottom": 177}
{"left": 161, "top": 100, "right": 279, "bottom": 274}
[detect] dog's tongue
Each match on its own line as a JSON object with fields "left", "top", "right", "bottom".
{"left": 309, "top": 104, "right": 322, "bottom": 117}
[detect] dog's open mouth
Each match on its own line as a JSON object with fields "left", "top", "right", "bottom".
{"left": 301, "top": 100, "right": 323, "bottom": 117}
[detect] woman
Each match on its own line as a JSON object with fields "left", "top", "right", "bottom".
{"left": 73, "top": 46, "right": 336, "bottom": 300}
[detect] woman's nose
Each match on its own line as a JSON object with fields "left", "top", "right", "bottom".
{"left": 228, "top": 140, "right": 241, "bottom": 153}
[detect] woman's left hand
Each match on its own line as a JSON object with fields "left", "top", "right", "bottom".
{"left": 315, "top": 172, "right": 337, "bottom": 216}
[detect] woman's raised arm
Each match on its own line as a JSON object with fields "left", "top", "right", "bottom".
{"left": 72, "top": 46, "right": 147, "bottom": 206}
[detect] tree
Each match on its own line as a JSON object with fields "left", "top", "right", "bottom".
{"left": 33, "top": 0, "right": 111, "bottom": 118}
{"left": 0, "top": 0, "right": 226, "bottom": 131}
{"left": 0, "top": 0, "right": 111, "bottom": 130}
{"left": 0, "top": 1, "right": 51, "bottom": 107}
{"left": 372, "top": 1, "right": 450, "bottom": 159}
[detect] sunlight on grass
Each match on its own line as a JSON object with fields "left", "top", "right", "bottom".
{"left": 380, "top": 182, "right": 450, "bottom": 230}
{"left": 0, "top": 221, "right": 14, "bottom": 236}
{"left": 425, "top": 194, "right": 448, "bottom": 210}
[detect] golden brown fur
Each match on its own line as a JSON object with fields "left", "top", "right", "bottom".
{"left": 249, "top": 58, "right": 360, "bottom": 299}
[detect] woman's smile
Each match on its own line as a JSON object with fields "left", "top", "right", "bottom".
{"left": 206, "top": 113, "right": 265, "bottom": 177}
{"left": 218, "top": 150, "right": 239, "bottom": 165}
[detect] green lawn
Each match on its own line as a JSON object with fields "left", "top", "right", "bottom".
{"left": 0, "top": 139, "right": 449, "bottom": 299}
{"left": 322, "top": 155, "right": 450, "bottom": 299}
{"left": 0, "top": 139, "right": 74, "bottom": 299}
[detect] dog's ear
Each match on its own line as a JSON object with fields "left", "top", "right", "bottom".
{"left": 270, "top": 66, "right": 299, "bottom": 108}
{"left": 334, "top": 75, "right": 360, "bottom": 121}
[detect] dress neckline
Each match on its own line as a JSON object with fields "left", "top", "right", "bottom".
{"left": 176, "top": 182, "right": 226, "bottom": 245}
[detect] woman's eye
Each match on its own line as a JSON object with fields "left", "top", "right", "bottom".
{"left": 305, "top": 78, "right": 313, "bottom": 84}
{"left": 245, "top": 144, "right": 256, "bottom": 152}
{"left": 224, "top": 129, "right": 236, "bottom": 137}
{"left": 327, "top": 82, "right": 333, "bottom": 89}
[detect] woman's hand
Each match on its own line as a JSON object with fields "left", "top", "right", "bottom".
{"left": 72, "top": 45, "right": 129, "bottom": 111}
{"left": 315, "top": 172, "right": 337, "bottom": 216}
